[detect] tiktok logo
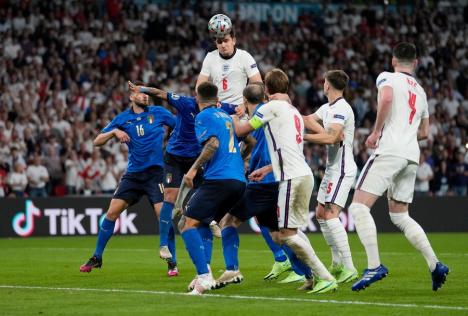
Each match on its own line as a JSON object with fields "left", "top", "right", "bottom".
{"left": 12, "top": 200, "right": 41, "bottom": 237}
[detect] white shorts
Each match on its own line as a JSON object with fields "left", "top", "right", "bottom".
{"left": 277, "top": 175, "right": 314, "bottom": 229}
{"left": 317, "top": 169, "right": 356, "bottom": 208}
{"left": 356, "top": 154, "right": 418, "bottom": 203}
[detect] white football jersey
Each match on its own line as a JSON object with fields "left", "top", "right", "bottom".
{"left": 315, "top": 97, "right": 357, "bottom": 174}
{"left": 374, "top": 72, "right": 429, "bottom": 163}
{"left": 251, "top": 100, "right": 312, "bottom": 181}
{"left": 200, "top": 48, "right": 259, "bottom": 105}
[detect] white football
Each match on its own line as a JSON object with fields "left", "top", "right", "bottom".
{"left": 208, "top": 14, "right": 232, "bottom": 38}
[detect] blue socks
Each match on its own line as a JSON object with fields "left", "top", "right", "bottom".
{"left": 159, "top": 202, "right": 174, "bottom": 247}
{"left": 168, "top": 225, "right": 177, "bottom": 264}
{"left": 221, "top": 226, "right": 239, "bottom": 271}
{"left": 198, "top": 225, "right": 213, "bottom": 264}
{"left": 260, "top": 225, "right": 287, "bottom": 262}
{"left": 281, "top": 244, "right": 311, "bottom": 278}
{"left": 181, "top": 228, "right": 208, "bottom": 275}
{"left": 94, "top": 218, "right": 115, "bottom": 258}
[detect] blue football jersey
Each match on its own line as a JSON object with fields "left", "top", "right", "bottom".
{"left": 102, "top": 106, "right": 175, "bottom": 173}
{"left": 249, "top": 103, "right": 276, "bottom": 184}
{"left": 165, "top": 92, "right": 237, "bottom": 158}
{"left": 195, "top": 107, "right": 246, "bottom": 182}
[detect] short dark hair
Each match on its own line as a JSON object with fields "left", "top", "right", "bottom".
{"left": 393, "top": 42, "right": 417, "bottom": 63}
{"left": 197, "top": 82, "right": 218, "bottom": 103}
{"left": 243, "top": 83, "right": 265, "bottom": 104}
{"left": 265, "top": 69, "right": 289, "bottom": 94}
{"left": 324, "top": 70, "right": 349, "bottom": 91}
{"left": 213, "top": 28, "right": 236, "bottom": 42}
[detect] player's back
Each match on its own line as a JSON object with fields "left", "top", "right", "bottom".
{"left": 195, "top": 107, "right": 245, "bottom": 182}
{"left": 374, "top": 72, "right": 429, "bottom": 163}
{"left": 260, "top": 100, "right": 312, "bottom": 181}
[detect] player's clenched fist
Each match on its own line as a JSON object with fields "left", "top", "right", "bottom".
{"left": 365, "top": 130, "right": 381, "bottom": 149}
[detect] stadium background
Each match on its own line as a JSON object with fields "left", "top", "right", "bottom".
{"left": 0, "top": 1, "right": 467, "bottom": 315}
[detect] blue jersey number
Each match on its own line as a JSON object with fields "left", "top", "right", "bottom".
{"left": 225, "top": 122, "right": 236, "bottom": 153}
{"left": 136, "top": 124, "right": 145, "bottom": 137}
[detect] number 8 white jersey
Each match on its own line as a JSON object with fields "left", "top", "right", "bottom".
{"left": 374, "top": 71, "right": 429, "bottom": 164}
{"left": 251, "top": 100, "right": 312, "bottom": 181}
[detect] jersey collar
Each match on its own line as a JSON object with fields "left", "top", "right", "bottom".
{"left": 399, "top": 71, "right": 414, "bottom": 78}
{"left": 329, "top": 97, "right": 343, "bottom": 106}
{"left": 219, "top": 47, "right": 237, "bottom": 60}
{"left": 130, "top": 104, "right": 149, "bottom": 114}
{"left": 201, "top": 105, "right": 217, "bottom": 112}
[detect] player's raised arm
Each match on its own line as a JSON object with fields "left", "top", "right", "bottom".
{"left": 366, "top": 85, "right": 393, "bottom": 149}
{"left": 304, "top": 123, "right": 343, "bottom": 145}
{"left": 128, "top": 81, "right": 167, "bottom": 101}
{"left": 184, "top": 136, "right": 219, "bottom": 188}
{"left": 195, "top": 74, "right": 209, "bottom": 91}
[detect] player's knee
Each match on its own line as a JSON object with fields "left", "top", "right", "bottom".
{"left": 315, "top": 205, "right": 325, "bottom": 220}
{"left": 389, "top": 211, "right": 410, "bottom": 230}
{"left": 270, "top": 231, "right": 282, "bottom": 245}
{"left": 349, "top": 202, "right": 370, "bottom": 221}
{"left": 164, "top": 188, "right": 178, "bottom": 203}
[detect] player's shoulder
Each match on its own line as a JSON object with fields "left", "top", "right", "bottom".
{"left": 204, "top": 49, "right": 219, "bottom": 60}
{"left": 376, "top": 71, "right": 395, "bottom": 87}
{"left": 335, "top": 98, "right": 353, "bottom": 112}
{"left": 148, "top": 105, "right": 169, "bottom": 114}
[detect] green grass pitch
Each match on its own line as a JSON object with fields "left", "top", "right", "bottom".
{"left": 0, "top": 233, "right": 466, "bottom": 315}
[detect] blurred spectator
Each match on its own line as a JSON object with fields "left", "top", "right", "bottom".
{"left": 26, "top": 154, "right": 49, "bottom": 198}
{"left": 100, "top": 155, "right": 118, "bottom": 194}
{"left": 0, "top": 1, "right": 465, "bottom": 196}
{"left": 415, "top": 153, "right": 434, "bottom": 196}
{"left": 450, "top": 151, "right": 468, "bottom": 196}
{"left": 7, "top": 162, "right": 27, "bottom": 197}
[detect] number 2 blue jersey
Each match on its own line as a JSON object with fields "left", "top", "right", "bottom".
{"left": 166, "top": 93, "right": 237, "bottom": 158}
{"left": 102, "top": 105, "right": 175, "bottom": 173}
{"left": 195, "top": 107, "right": 246, "bottom": 182}
{"left": 249, "top": 103, "right": 276, "bottom": 184}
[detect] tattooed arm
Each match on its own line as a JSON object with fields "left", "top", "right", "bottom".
{"left": 304, "top": 123, "right": 344, "bottom": 145}
{"left": 183, "top": 137, "right": 220, "bottom": 188}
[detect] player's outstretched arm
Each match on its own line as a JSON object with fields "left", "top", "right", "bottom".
{"left": 303, "top": 114, "right": 325, "bottom": 134}
{"left": 128, "top": 81, "right": 167, "bottom": 100}
{"left": 366, "top": 86, "right": 393, "bottom": 149}
{"left": 231, "top": 114, "right": 255, "bottom": 137}
{"left": 93, "top": 129, "right": 129, "bottom": 147}
{"left": 417, "top": 117, "right": 429, "bottom": 140}
{"left": 184, "top": 137, "right": 219, "bottom": 188}
{"left": 304, "top": 123, "right": 343, "bottom": 145}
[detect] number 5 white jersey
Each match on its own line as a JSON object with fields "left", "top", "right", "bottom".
{"left": 251, "top": 100, "right": 312, "bottom": 181}
{"left": 374, "top": 71, "right": 429, "bottom": 164}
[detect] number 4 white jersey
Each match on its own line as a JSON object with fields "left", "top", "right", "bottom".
{"left": 200, "top": 48, "right": 259, "bottom": 105}
{"left": 250, "top": 100, "right": 312, "bottom": 181}
{"left": 374, "top": 71, "right": 429, "bottom": 164}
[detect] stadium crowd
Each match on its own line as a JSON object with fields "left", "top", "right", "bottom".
{"left": 0, "top": 0, "right": 466, "bottom": 197}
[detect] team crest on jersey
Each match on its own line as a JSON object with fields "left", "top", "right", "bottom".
{"left": 137, "top": 117, "right": 141, "bottom": 121}
{"left": 166, "top": 173, "right": 172, "bottom": 184}
{"left": 171, "top": 93, "right": 180, "bottom": 100}
{"left": 223, "top": 64, "right": 230, "bottom": 72}
{"left": 147, "top": 114, "right": 154, "bottom": 124}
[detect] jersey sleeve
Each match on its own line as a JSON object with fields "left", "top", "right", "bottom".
{"left": 314, "top": 104, "right": 326, "bottom": 121}
{"left": 249, "top": 102, "right": 276, "bottom": 130}
{"left": 195, "top": 113, "right": 217, "bottom": 144}
{"left": 421, "top": 94, "right": 430, "bottom": 119}
{"left": 167, "top": 93, "right": 194, "bottom": 112}
{"left": 220, "top": 102, "right": 237, "bottom": 115}
{"left": 154, "top": 106, "right": 176, "bottom": 128}
{"left": 243, "top": 51, "right": 260, "bottom": 78}
{"left": 329, "top": 103, "right": 350, "bottom": 126}
{"left": 199, "top": 53, "right": 212, "bottom": 77}
{"left": 101, "top": 114, "right": 122, "bottom": 133}
{"left": 376, "top": 72, "right": 393, "bottom": 89}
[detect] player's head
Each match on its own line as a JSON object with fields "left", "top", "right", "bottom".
{"left": 392, "top": 42, "right": 417, "bottom": 69}
{"left": 323, "top": 70, "right": 349, "bottom": 96}
{"left": 129, "top": 81, "right": 150, "bottom": 108}
{"left": 214, "top": 30, "right": 236, "bottom": 57}
{"left": 243, "top": 83, "right": 265, "bottom": 113}
{"left": 264, "top": 68, "right": 289, "bottom": 96}
{"left": 196, "top": 82, "right": 219, "bottom": 110}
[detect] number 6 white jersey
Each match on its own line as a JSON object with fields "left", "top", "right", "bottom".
{"left": 250, "top": 100, "right": 312, "bottom": 181}
{"left": 374, "top": 71, "right": 429, "bottom": 164}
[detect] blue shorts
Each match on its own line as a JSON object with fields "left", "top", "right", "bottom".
{"left": 113, "top": 166, "right": 164, "bottom": 206}
{"left": 164, "top": 152, "right": 204, "bottom": 189}
{"left": 184, "top": 179, "right": 246, "bottom": 224}
{"left": 229, "top": 182, "right": 279, "bottom": 231}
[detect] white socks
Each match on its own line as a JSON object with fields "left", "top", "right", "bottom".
{"left": 349, "top": 203, "right": 381, "bottom": 269}
{"left": 317, "top": 219, "right": 341, "bottom": 265}
{"left": 282, "top": 233, "right": 334, "bottom": 281}
{"left": 326, "top": 218, "right": 356, "bottom": 271}
{"left": 390, "top": 212, "right": 438, "bottom": 271}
